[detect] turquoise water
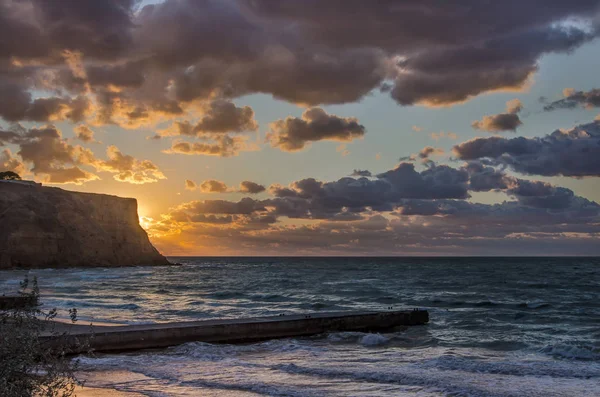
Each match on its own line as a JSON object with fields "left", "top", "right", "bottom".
{"left": 1, "top": 257, "right": 599, "bottom": 396}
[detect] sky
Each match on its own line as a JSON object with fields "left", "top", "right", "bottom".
{"left": 1, "top": 0, "right": 600, "bottom": 256}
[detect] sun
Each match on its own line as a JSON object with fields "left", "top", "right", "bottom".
{"left": 139, "top": 214, "right": 153, "bottom": 231}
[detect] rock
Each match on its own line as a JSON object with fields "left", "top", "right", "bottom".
{"left": 0, "top": 182, "right": 169, "bottom": 269}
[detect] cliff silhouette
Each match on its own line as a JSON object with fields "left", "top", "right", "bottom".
{"left": 0, "top": 181, "right": 169, "bottom": 268}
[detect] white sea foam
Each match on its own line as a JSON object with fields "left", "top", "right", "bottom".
{"left": 360, "top": 333, "right": 390, "bottom": 346}
{"left": 541, "top": 343, "right": 600, "bottom": 360}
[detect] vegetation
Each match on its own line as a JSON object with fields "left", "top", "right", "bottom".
{"left": 0, "top": 171, "right": 22, "bottom": 180}
{"left": 0, "top": 276, "right": 83, "bottom": 397}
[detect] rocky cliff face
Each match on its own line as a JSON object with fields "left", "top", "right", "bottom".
{"left": 0, "top": 182, "right": 169, "bottom": 269}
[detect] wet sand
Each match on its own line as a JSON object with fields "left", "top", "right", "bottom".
{"left": 75, "top": 386, "right": 145, "bottom": 397}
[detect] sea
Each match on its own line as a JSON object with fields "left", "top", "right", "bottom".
{"left": 1, "top": 257, "right": 599, "bottom": 396}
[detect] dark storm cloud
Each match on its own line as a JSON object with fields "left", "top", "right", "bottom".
{"left": 242, "top": 1, "right": 600, "bottom": 53}
{"left": 395, "top": 182, "right": 599, "bottom": 216}
{"left": 157, "top": 180, "right": 600, "bottom": 256}
{"left": 0, "top": 79, "right": 90, "bottom": 123}
{"left": 377, "top": 163, "right": 469, "bottom": 200}
{"left": 390, "top": 26, "right": 595, "bottom": 106}
{"left": 506, "top": 180, "right": 579, "bottom": 210}
{"left": 267, "top": 108, "right": 366, "bottom": 151}
{"left": 208, "top": 162, "right": 470, "bottom": 221}
{"left": 86, "top": 61, "right": 148, "bottom": 89}
{"left": 454, "top": 120, "right": 600, "bottom": 177}
{"left": 164, "top": 157, "right": 599, "bottom": 227}
{"left": 162, "top": 1, "right": 600, "bottom": 107}
{"left": 543, "top": 88, "right": 600, "bottom": 111}
{"left": 0, "top": 0, "right": 136, "bottom": 61}
{"left": 464, "top": 161, "right": 511, "bottom": 192}
{"left": 2, "top": 0, "right": 598, "bottom": 125}
{"left": 472, "top": 100, "right": 524, "bottom": 133}
{"left": 151, "top": 152, "right": 600, "bottom": 254}
{"left": 134, "top": 0, "right": 263, "bottom": 68}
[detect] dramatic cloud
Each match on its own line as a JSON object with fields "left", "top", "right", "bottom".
{"left": 0, "top": 89, "right": 92, "bottom": 124}
{"left": 389, "top": 26, "right": 596, "bottom": 106}
{"left": 245, "top": 1, "right": 600, "bottom": 107}
{"left": 472, "top": 99, "right": 523, "bottom": 132}
{"left": 156, "top": 100, "right": 260, "bottom": 156}
{"left": 239, "top": 181, "right": 266, "bottom": 194}
{"left": 184, "top": 179, "right": 266, "bottom": 194}
{"left": 158, "top": 101, "right": 258, "bottom": 137}
{"left": 0, "top": 124, "right": 166, "bottom": 184}
{"left": 185, "top": 179, "right": 196, "bottom": 191}
{"left": 265, "top": 162, "right": 470, "bottom": 219}
{"left": 73, "top": 125, "right": 97, "bottom": 143}
{"left": 3, "top": 0, "right": 594, "bottom": 129}
{"left": 464, "top": 161, "right": 511, "bottom": 192}
{"left": 147, "top": 158, "right": 600, "bottom": 255}
{"left": 544, "top": 88, "right": 600, "bottom": 111}
{"left": 199, "top": 179, "right": 229, "bottom": 193}
{"left": 94, "top": 146, "right": 166, "bottom": 184}
{"left": 267, "top": 108, "right": 366, "bottom": 151}
{"left": 0, "top": 148, "right": 25, "bottom": 175}
{"left": 454, "top": 120, "right": 600, "bottom": 177}
{"left": 5, "top": 125, "right": 100, "bottom": 184}
{"left": 164, "top": 135, "right": 255, "bottom": 157}
{"left": 0, "top": 0, "right": 136, "bottom": 61}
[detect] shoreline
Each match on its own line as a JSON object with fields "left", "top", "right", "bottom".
{"left": 76, "top": 386, "right": 146, "bottom": 397}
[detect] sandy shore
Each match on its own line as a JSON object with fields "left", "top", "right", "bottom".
{"left": 75, "top": 386, "right": 146, "bottom": 397}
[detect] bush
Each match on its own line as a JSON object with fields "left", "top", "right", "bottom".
{"left": 0, "top": 171, "right": 22, "bottom": 181}
{"left": 0, "top": 276, "right": 82, "bottom": 397}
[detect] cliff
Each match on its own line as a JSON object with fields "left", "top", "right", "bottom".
{"left": 0, "top": 181, "right": 170, "bottom": 269}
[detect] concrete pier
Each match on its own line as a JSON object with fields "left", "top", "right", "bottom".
{"left": 45, "top": 310, "right": 428, "bottom": 354}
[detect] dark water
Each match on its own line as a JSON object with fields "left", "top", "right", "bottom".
{"left": 1, "top": 257, "right": 599, "bottom": 396}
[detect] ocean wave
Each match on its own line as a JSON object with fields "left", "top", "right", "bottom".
{"left": 170, "top": 339, "right": 323, "bottom": 360}
{"left": 176, "top": 378, "right": 320, "bottom": 397}
{"left": 271, "top": 362, "right": 512, "bottom": 397}
{"left": 540, "top": 343, "right": 600, "bottom": 361}
{"left": 327, "top": 331, "right": 368, "bottom": 343}
{"left": 204, "top": 291, "right": 246, "bottom": 299}
{"left": 360, "top": 333, "right": 390, "bottom": 346}
{"left": 247, "top": 293, "right": 289, "bottom": 302}
{"left": 517, "top": 302, "right": 552, "bottom": 310}
{"left": 325, "top": 332, "right": 390, "bottom": 347}
{"left": 418, "top": 354, "right": 600, "bottom": 378}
